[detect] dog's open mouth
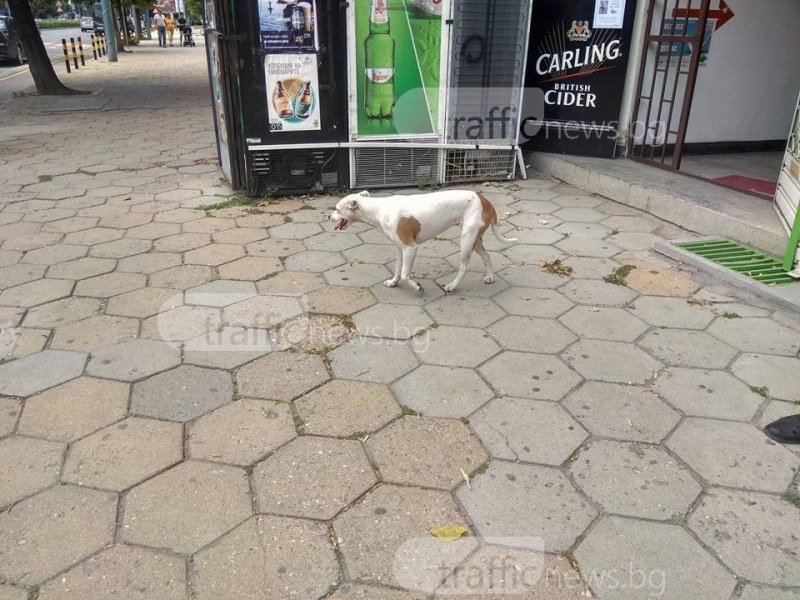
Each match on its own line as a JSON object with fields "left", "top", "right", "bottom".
{"left": 334, "top": 218, "right": 349, "bottom": 231}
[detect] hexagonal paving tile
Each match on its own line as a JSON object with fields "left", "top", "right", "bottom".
{"left": 653, "top": 367, "right": 763, "bottom": 420}
{"left": 269, "top": 222, "right": 322, "bottom": 240}
{"left": 271, "top": 313, "right": 353, "bottom": 353}
{"left": 493, "top": 286, "right": 574, "bottom": 317}
{"left": 88, "top": 238, "right": 152, "bottom": 259}
{"left": 237, "top": 352, "right": 329, "bottom": 400}
{"left": 187, "top": 400, "right": 295, "bottom": 465}
{"left": 556, "top": 236, "right": 620, "bottom": 258}
{"left": 86, "top": 339, "right": 180, "bottom": 381}
{"left": 74, "top": 272, "right": 146, "bottom": 298}
{"left": 50, "top": 314, "right": 139, "bottom": 352}
{"left": 559, "top": 306, "right": 648, "bottom": 342}
{"left": 571, "top": 440, "right": 701, "bottom": 520}
{"left": 253, "top": 436, "right": 375, "bottom": 519}
{"left": 667, "top": 418, "right": 799, "bottom": 492}
{"left": 480, "top": 352, "right": 581, "bottom": 400}
{"left": 457, "top": 461, "right": 596, "bottom": 552}
{"left": 185, "top": 280, "right": 256, "bottom": 307}
{"left": 738, "top": 586, "right": 800, "bottom": 600}
{"left": 334, "top": 485, "right": 476, "bottom": 590}
{"left": 425, "top": 295, "right": 506, "bottom": 328}
{"left": 330, "top": 338, "right": 419, "bottom": 383}
{"left": 295, "top": 380, "right": 400, "bottom": 437}
{"left": 140, "top": 305, "right": 221, "bottom": 343}
{"left": 305, "top": 285, "right": 376, "bottom": 314}
{"left": 324, "top": 262, "right": 392, "bottom": 287}
{"left": 563, "top": 340, "right": 662, "bottom": 384}
{"left": 471, "top": 398, "right": 587, "bottom": 465}
{"left": 622, "top": 258, "right": 700, "bottom": 297}
{"left": 305, "top": 231, "right": 362, "bottom": 252}
{"left": 0, "top": 350, "right": 87, "bottom": 397}
{"left": 331, "top": 584, "right": 428, "bottom": 600}
{"left": 413, "top": 325, "right": 500, "bottom": 368}
{"left": 20, "top": 244, "right": 87, "bottom": 265}
{"left": 688, "top": 489, "right": 800, "bottom": 585}
{"left": 354, "top": 304, "right": 433, "bottom": 340}
{"left": 21, "top": 296, "right": 103, "bottom": 329}
{"left": 561, "top": 279, "right": 638, "bottom": 306}
{"left": 183, "top": 326, "right": 273, "bottom": 369}
{"left": 561, "top": 256, "right": 620, "bottom": 280}
{"left": 732, "top": 353, "right": 800, "bottom": 402}
{"left": 218, "top": 256, "right": 283, "bottom": 281}
{"left": 392, "top": 365, "right": 493, "bottom": 418}
{"left": 345, "top": 243, "right": 397, "bottom": 264}
{"left": 367, "top": 416, "right": 487, "bottom": 489}
{"left": 246, "top": 238, "right": 304, "bottom": 258}
{"left": 154, "top": 232, "right": 210, "bottom": 252}
{"left": 46, "top": 257, "right": 116, "bottom": 280}
{"left": 148, "top": 265, "right": 215, "bottom": 289}
{"left": 638, "top": 329, "right": 736, "bottom": 369}
{"left": 0, "top": 436, "right": 64, "bottom": 509}
{"left": 126, "top": 222, "right": 181, "bottom": 240}
{"left": 707, "top": 317, "right": 799, "bottom": 356}
{"left": 185, "top": 244, "right": 245, "bottom": 267}
{"left": 121, "top": 460, "right": 250, "bottom": 554}
{"left": 0, "top": 278, "right": 74, "bottom": 308}
{"left": 0, "top": 485, "right": 117, "bottom": 585}
{"left": 62, "top": 417, "right": 182, "bottom": 492}
{"left": 256, "top": 271, "right": 324, "bottom": 296}
{"left": 496, "top": 264, "right": 569, "bottom": 290}
{"left": 222, "top": 295, "right": 303, "bottom": 329}
{"left": 0, "top": 397, "right": 21, "bottom": 438}
{"left": 213, "top": 227, "right": 269, "bottom": 245}
{"left": 132, "top": 365, "right": 232, "bottom": 422}
{"left": 0, "top": 584, "right": 26, "bottom": 600}
{"left": 488, "top": 315, "right": 578, "bottom": 352}
{"left": 0, "top": 264, "right": 46, "bottom": 289}
{"left": 575, "top": 516, "right": 735, "bottom": 600}
{"left": 192, "top": 515, "right": 339, "bottom": 600}
{"left": 629, "top": 296, "right": 714, "bottom": 329}
{"left": 105, "top": 287, "right": 181, "bottom": 318}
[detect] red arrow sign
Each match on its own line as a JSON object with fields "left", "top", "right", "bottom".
{"left": 674, "top": 0, "right": 735, "bottom": 30}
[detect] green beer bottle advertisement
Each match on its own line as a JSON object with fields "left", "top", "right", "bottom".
{"left": 355, "top": 0, "right": 442, "bottom": 137}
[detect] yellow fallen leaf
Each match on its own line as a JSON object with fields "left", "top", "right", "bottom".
{"left": 519, "top": 296, "right": 531, "bottom": 301}
{"left": 538, "top": 219, "right": 549, "bottom": 225}
{"left": 460, "top": 467, "right": 471, "bottom": 490}
{"left": 431, "top": 525, "right": 469, "bottom": 542}
{"left": 625, "top": 418, "right": 633, "bottom": 428}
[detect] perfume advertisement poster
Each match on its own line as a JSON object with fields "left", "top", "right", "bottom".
{"left": 265, "top": 54, "right": 321, "bottom": 132}
{"left": 259, "top": 0, "right": 319, "bottom": 52}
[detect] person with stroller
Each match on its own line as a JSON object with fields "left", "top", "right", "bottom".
{"left": 152, "top": 8, "right": 167, "bottom": 47}
{"left": 177, "top": 12, "right": 187, "bottom": 45}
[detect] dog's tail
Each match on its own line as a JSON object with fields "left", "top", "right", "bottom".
{"left": 491, "top": 221, "right": 518, "bottom": 244}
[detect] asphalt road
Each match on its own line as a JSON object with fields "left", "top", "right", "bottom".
{"left": 0, "top": 26, "right": 85, "bottom": 101}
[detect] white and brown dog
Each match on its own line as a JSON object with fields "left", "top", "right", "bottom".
{"left": 330, "top": 190, "right": 517, "bottom": 293}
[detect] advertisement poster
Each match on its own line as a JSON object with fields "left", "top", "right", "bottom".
{"left": 593, "top": 0, "right": 625, "bottom": 29}
{"left": 259, "top": 0, "right": 318, "bottom": 52}
{"left": 658, "top": 18, "right": 714, "bottom": 67}
{"left": 354, "top": 0, "right": 442, "bottom": 138}
{"left": 265, "top": 53, "right": 321, "bottom": 132}
{"left": 208, "top": 38, "right": 231, "bottom": 178}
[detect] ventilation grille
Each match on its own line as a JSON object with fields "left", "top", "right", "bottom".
{"left": 444, "top": 147, "right": 516, "bottom": 183}
{"left": 247, "top": 149, "right": 346, "bottom": 195}
{"left": 354, "top": 147, "right": 441, "bottom": 188}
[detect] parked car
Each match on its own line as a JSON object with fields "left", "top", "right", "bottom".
{"left": 0, "top": 16, "right": 26, "bottom": 65}
{"left": 80, "top": 16, "right": 94, "bottom": 31}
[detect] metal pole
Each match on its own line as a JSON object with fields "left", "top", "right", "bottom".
{"left": 77, "top": 36, "right": 86, "bottom": 66}
{"left": 69, "top": 37, "right": 79, "bottom": 69}
{"left": 100, "top": 0, "right": 118, "bottom": 61}
{"left": 90, "top": 34, "right": 98, "bottom": 59}
{"left": 61, "top": 39, "right": 71, "bottom": 72}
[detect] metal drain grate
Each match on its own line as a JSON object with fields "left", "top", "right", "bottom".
{"left": 675, "top": 240, "right": 799, "bottom": 286}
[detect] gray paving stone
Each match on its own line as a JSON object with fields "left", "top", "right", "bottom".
{"left": 245, "top": 237, "right": 304, "bottom": 258}
{"left": 305, "top": 231, "right": 362, "bottom": 252}
{"left": 629, "top": 296, "right": 715, "bottom": 329}
{"left": 472, "top": 397, "right": 587, "bottom": 465}
{"left": 392, "top": 365, "right": 493, "bottom": 418}
{"left": 256, "top": 271, "right": 324, "bottom": 296}
{"left": 559, "top": 306, "right": 648, "bottom": 342}
{"left": 2, "top": 326, "right": 48, "bottom": 361}
{"left": 324, "top": 262, "right": 392, "bottom": 287}
{"left": 132, "top": 365, "right": 232, "bottom": 422}
{"left": 622, "top": 257, "right": 701, "bottom": 297}
{"left": 295, "top": 380, "right": 400, "bottom": 437}
{"left": 237, "top": 352, "right": 329, "bottom": 400}
{"left": 575, "top": 516, "right": 735, "bottom": 600}
{"left": 51, "top": 314, "right": 139, "bottom": 352}
{"left": 739, "top": 586, "right": 800, "bottom": 600}
{"left": 62, "top": 416, "right": 182, "bottom": 492}
{"left": 218, "top": 256, "right": 283, "bottom": 280}
{"left": 425, "top": 295, "right": 505, "bottom": 328}
{"left": 368, "top": 417, "right": 487, "bottom": 489}
{"left": 18, "top": 376, "right": 128, "bottom": 442}
{"left": 457, "top": 461, "right": 596, "bottom": 552}
{"left": 184, "top": 244, "right": 245, "bottom": 267}
{"left": 496, "top": 264, "right": 569, "bottom": 289}
{"left": 480, "top": 351, "right": 581, "bottom": 400}
{"left": 345, "top": 243, "right": 398, "bottom": 264}
{"left": 732, "top": 353, "right": 800, "bottom": 402}
{"left": 126, "top": 222, "right": 181, "bottom": 240}
{"left": 688, "top": 488, "right": 800, "bottom": 586}
{"left": 410, "top": 326, "right": 498, "bottom": 369}
{"left": 561, "top": 256, "right": 620, "bottom": 280}
{"left": 3, "top": 232, "right": 61, "bottom": 252}
{"left": 41, "top": 216, "right": 98, "bottom": 234}
{"left": 21, "top": 244, "right": 87, "bottom": 265}
{"left": 105, "top": 287, "right": 181, "bottom": 318}
{"left": 268, "top": 222, "right": 322, "bottom": 240}
{"left": 571, "top": 440, "right": 701, "bottom": 520}
{"left": 192, "top": 515, "right": 339, "bottom": 600}
{"left": 555, "top": 221, "right": 614, "bottom": 238}
{"left": 654, "top": 367, "right": 763, "bottom": 421}
{"left": 148, "top": 264, "right": 215, "bottom": 289}
{"left": 87, "top": 339, "right": 181, "bottom": 381}
{"left": 222, "top": 295, "right": 303, "bottom": 328}
{"left": 37, "top": 544, "right": 186, "bottom": 600}
{"left": 254, "top": 436, "right": 376, "bottom": 519}
{"left": 330, "top": 338, "right": 419, "bottom": 383}
{"left": 212, "top": 227, "right": 269, "bottom": 245}
{"left": 354, "top": 304, "right": 433, "bottom": 340}
{"left": 116, "top": 252, "right": 182, "bottom": 275}
{"left": 88, "top": 237, "right": 151, "bottom": 258}
{"left": 551, "top": 193, "right": 604, "bottom": 208}
{"left": 669, "top": 418, "right": 798, "bottom": 492}
{"left": 185, "top": 280, "right": 256, "bottom": 307}
{"left": 306, "top": 285, "right": 376, "bottom": 314}
{"left": 563, "top": 382, "right": 681, "bottom": 442}
{"left": 121, "top": 460, "right": 251, "bottom": 554}
{"left": 0, "top": 397, "right": 21, "bottom": 438}
{"left": 0, "top": 436, "right": 64, "bottom": 509}
{"left": 0, "top": 278, "right": 73, "bottom": 308}
{"left": 493, "top": 286, "right": 574, "bottom": 317}
{"left": 154, "top": 232, "right": 211, "bottom": 252}
{"left": 0, "top": 485, "right": 117, "bottom": 585}
{"left": 0, "top": 263, "right": 47, "bottom": 288}
{"left": 46, "top": 256, "right": 116, "bottom": 280}
{"left": 187, "top": 399, "right": 295, "bottom": 465}
{"left": 183, "top": 326, "right": 272, "bottom": 368}
{"left": 74, "top": 272, "right": 145, "bottom": 298}
{"left": 556, "top": 236, "right": 621, "bottom": 258}
{"left": 369, "top": 278, "right": 445, "bottom": 306}
{"left": 638, "top": 329, "right": 737, "bottom": 369}
{"left": 707, "top": 317, "right": 800, "bottom": 356}
{"left": 488, "top": 315, "right": 578, "bottom": 352}
{"left": 331, "top": 584, "right": 427, "bottom": 600}
{"left": 334, "top": 485, "right": 476, "bottom": 590}
{"left": 0, "top": 350, "right": 87, "bottom": 396}
{"left": 0, "top": 584, "right": 25, "bottom": 600}
{"left": 563, "top": 340, "right": 662, "bottom": 384}
{"left": 561, "top": 279, "right": 638, "bottom": 306}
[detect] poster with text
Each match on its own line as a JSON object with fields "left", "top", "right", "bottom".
{"left": 259, "top": 0, "right": 318, "bottom": 52}
{"left": 354, "top": 0, "right": 442, "bottom": 138}
{"left": 593, "top": 0, "right": 625, "bottom": 29}
{"left": 265, "top": 53, "right": 321, "bottom": 132}
{"left": 658, "top": 18, "right": 714, "bottom": 67}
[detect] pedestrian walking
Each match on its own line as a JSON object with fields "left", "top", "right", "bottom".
{"left": 177, "top": 12, "right": 187, "bottom": 45}
{"left": 153, "top": 8, "right": 167, "bottom": 47}
{"left": 165, "top": 13, "right": 176, "bottom": 46}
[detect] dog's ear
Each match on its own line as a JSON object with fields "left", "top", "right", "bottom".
{"left": 345, "top": 198, "right": 359, "bottom": 210}
{"left": 358, "top": 190, "right": 371, "bottom": 197}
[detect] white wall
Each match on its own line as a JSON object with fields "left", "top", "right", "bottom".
{"left": 686, "top": 0, "right": 800, "bottom": 143}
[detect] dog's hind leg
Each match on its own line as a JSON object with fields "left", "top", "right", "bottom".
{"left": 474, "top": 240, "right": 494, "bottom": 284}
{"left": 400, "top": 247, "right": 423, "bottom": 293}
{"left": 384, "top": 247, "right": 403, "bottom": 287}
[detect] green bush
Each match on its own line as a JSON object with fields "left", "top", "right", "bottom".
{"left": 36, "top": 20, "right": 81, "bottom": 29}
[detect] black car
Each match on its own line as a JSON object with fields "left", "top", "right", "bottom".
{"left": 0, "top": 16, "right": 26, "bottom": 65}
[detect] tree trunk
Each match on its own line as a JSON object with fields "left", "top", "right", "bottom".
{"left": 7, "top": 0, "right": 88, "bottom": 95}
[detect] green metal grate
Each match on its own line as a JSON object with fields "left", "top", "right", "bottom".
{"left": 675, "top": 240, "right": 799, "bottom": 286}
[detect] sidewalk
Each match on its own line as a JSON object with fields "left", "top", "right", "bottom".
{"left": 1, "top": 38, "right": 799, "bottom": 600}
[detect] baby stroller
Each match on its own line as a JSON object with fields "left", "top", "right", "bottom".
{"left": 182, "top": 25, "right": 195, "bottom": 47}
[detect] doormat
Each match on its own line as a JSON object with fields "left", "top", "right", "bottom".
{"left": 675, "top": 239, "right": 798, "bottom": 286}
{"left": 712, "top": 175, "right": 777, "bottom": 196}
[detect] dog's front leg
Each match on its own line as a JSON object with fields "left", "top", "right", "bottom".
{"left": 400, "top": 247, "right": 423, "bottom": 293}
{"left": 384, "top": 247, "right": 403, "bottom": 288}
